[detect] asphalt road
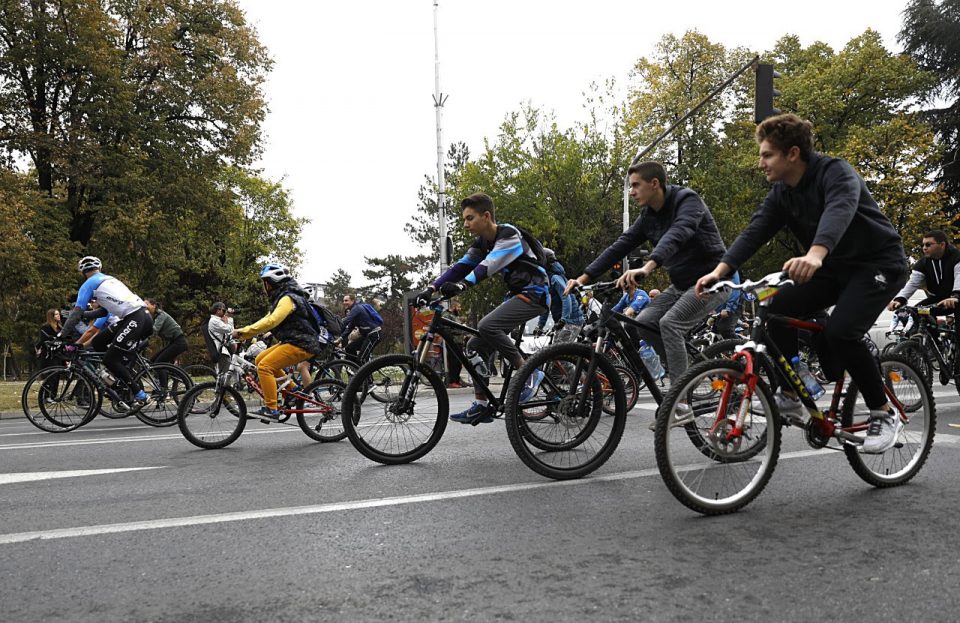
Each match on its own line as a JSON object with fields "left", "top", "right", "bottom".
{"left": 2, "top": 382, "right": 960, "bottom": 622}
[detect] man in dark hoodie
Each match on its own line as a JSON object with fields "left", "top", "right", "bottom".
{"left": 566, "top": 161, "right": 730, "bottom": 420}
{"left": 233, "top": 264, "right": 330, "bottom": 420}
{"left": 695, "top": 113, "right": 908, "bottom": 454}
{"left": 889, "top": 230, "right": 960, "bottom": 315}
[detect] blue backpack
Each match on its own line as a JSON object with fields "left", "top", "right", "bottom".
{"left": 360, "top": 302, "right": 384, "bottom": 326}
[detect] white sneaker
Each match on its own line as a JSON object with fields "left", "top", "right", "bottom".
{"left": 774, "top": 391, "right": 804, "bottom": 422}
{"left": 650, "top": 402, "right": 693, "bottom": 431}
{"left": 861, "top": 410, "right": 903, "bottom": 454}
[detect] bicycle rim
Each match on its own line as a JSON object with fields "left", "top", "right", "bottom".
{"left": 842, "top": 353, "right": 935, "bottom": 487}
{"left": 177, "top": 382, "right": 247, "bottom": 449}
{"left": 342, "top": 355, "right": 448, "bottom": 464}
{"left": 505, "top": 343, "right": 627, "bottom": 480}
{"left": 655, "top": 358, "right": 781, "bottom": 515}
{"left": 296, "top": 379, "right": 349, "bottom": 442}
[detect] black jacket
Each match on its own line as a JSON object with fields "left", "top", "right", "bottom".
{"left": 894, "top": 245, "right": 960, "bottom": 303}
{"left": 722, "top": 153, "right": 906, "bottom": 273}
{"left": 268, "top": 280, "right": 326, "bottom": 356}
{"left": 585, "top": 185, "right": 726, "bottom": 289}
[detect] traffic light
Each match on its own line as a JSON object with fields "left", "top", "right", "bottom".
{"left": 754, "top": 63, "right": 782, "bottom": 123}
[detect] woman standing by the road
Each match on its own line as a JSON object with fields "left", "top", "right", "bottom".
{"left": 35, "top": 309, "right": 62, "bottom": 370}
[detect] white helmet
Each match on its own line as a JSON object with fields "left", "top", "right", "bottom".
{"left": 78, "top": 256, "right": 102, "bottom": 274}
{"left": 259, "top": 263, "right": 291, "bottom": 285}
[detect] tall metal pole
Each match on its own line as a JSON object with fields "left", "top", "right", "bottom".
{"left": 433, "top": 0, "right": 449, "bottom": 272}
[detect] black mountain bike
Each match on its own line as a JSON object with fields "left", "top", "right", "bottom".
{"left": 340, "top": 295, "right": 622, "bottom": 479}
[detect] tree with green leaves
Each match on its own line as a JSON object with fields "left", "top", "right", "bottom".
{"left": 899, "top": 0, "right": 960, "bottom": 211}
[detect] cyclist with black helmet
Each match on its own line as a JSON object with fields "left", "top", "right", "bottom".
{"left": 59, "top": 256, "right": 154, "bottom": 407}
{"left": 231, "top": 264, "right": 330, "bottom": 420}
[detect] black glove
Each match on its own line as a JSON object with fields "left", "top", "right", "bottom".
{"left": 414, "top": 288, "right": 435, "bottom": 306}
{"left": 439, "top": 282, "right": 466, "bottom": 298}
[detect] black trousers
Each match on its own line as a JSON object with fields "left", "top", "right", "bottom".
{"left": 152, "top": 335, "right": 188, "bottom": 365}
{"left": 103, "top": 308, "right": 153, "bottom": 386}
{"left": 766, "top": 264, "right": 906, "bottom": 410}
{"left": 345, "top": 329, "right": 382, "bottom": 364}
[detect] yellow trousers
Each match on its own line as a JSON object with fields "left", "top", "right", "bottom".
{"left": 255, "top": 343, "right": 313, "bottom": 409}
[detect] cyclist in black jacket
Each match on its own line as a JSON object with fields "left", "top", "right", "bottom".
{"left": 890, "top": 230, "right": 960, "bottom": 313}
{"left": 696, "top": 113, "right": 908, "bottom": 454}
{"left": 566, "top": 161, "right": 730, "bottom": 414}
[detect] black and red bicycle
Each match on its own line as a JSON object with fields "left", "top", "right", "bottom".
{"left": 653, "top": 271, "right": 936, "bottom": 515}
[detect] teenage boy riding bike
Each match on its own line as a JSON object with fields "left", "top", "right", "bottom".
{"left": 414, "top": 192, "right": 549, "bottom": 424}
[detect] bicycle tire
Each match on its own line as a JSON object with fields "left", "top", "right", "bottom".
{"left": 316, "top": 358, "right": 359, "bottom": 385}
{"left": 654, "top": 358, "right": 781, "bottom": 515}
{"left": 504, "top": 343, "right": 627, "bottom": 480}
{"left": 890, "top": 339, "right": 931, "bottom": 386}
{"left": 131, "top": 363, "right": 192, "bottom": 427}
{"left": 841, "top": 352, "right": 935, "bottom": 487}
{"left": 21, "top": 366, "right": 100, "bottom": 432}
{"left": 342, "top": 354, "right": 448, "bottom": 465}
{"left": 610, "top": 365, "right": 639, "bottom": 414}
{"left": 177, "top": 381, "right": 247, "bottom": 449}
{"left": 296, "top": 378, "right": 349, "bottom": 442}
{"left": 183, "top": 364, "right": 218, "bottom": 383}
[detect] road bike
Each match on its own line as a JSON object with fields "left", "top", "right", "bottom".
{"left": 653, "top": 271, "right": 936, "bottom": 515}
{"left": 22, "top": 340, "right": 192, "bottom": 432}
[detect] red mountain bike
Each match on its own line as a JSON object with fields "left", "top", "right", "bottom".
{"left": 653, "top": 271, "right": 936, "bottom": 515}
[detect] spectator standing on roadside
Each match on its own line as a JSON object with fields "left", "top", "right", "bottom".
{"left": 35, "top": 309, "right": 62, "bottom": 370}
{"left": 145, "top": 299, "right": 188, "bottom": 365}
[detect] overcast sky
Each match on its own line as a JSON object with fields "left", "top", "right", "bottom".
{"left": 234, "top": 0, "right": 908, "bottom": 286}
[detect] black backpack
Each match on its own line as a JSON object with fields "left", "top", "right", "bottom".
{"left": 506, "top": 223, "right": 548, "bottom": 270}
{"left": 306, "top": 299, "right": 344, "bottom": 336}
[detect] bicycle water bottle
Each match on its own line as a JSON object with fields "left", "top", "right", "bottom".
{"left": 638, "top": 340, "right": 665, "bottom": 380}
{"left": 467, "top": 352, "right": 489, "bottom": 378}
{"left": 99, "top": 369, "right": 116, "bottom": 386}
{"left": 791, "top": 356, "right": 824, "bottom": 399}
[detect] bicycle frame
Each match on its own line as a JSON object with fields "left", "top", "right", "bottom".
{"left": 718, "top": 295, "right": 910, "bottom": 446}
{"left": 409, "top": 302, "right": 519, "bottom": 409}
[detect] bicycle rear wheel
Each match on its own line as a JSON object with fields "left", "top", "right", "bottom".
{"left": 21, "top": 367, "right": 100, "bottom": 432}
{"left": 177, "top": 382, "right": 247, "bottom": 449}
{"left": 890, "top": 339, "right": 931, "bottom": 386}
{"left": 342, "top": 354, "right": 448, "bottom": 464}
{"left": 183, "top": 364, "right": 218, "bottom": 384}
{"left": 131, "top": 363, "right": 192, "bottom": 427}
{"left": 841, "top": 353, "right": 935, "bottom": 487}
{"left": 296, "top": 379, "right": 349, "bottom": 442}
{"left": 317, "top": 358, "right": 359, "bottom": 385}
{"left": 654, "top": 358, "right": 781, "bottom": 515}
{"left": 505, "top": 343, "right": 626, "bottom": 480}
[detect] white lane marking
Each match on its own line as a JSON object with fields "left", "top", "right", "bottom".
{"left": 0, "top": 467, "right": 164, "bottom": 485}
{"left": 0, "top": 427, "right": 299, "bottom": 451}
{"left": 0, "top": 425, "right": 145, "bottom": 438}
{"left": 0, "top": 448, "right": 854, "bottom": 545}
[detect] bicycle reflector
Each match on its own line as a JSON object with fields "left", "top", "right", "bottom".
{"left": 887, "top": 371, "right": 903, "bottom": 383}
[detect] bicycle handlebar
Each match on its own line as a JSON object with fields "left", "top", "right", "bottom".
{"left": 704, "top": 270, "right": 793, "bottom": 295}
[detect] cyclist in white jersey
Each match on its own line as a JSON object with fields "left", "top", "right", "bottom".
{"left": 59, "top": 256, "right": 153, "bottom": 404}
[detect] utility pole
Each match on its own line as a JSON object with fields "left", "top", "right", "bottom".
{"left": 433, "top": 0, "right": 449, "bottom": 272}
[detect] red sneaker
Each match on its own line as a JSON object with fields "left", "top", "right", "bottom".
{"left": 448, "top": 382, "right": 463, "bottom": 389}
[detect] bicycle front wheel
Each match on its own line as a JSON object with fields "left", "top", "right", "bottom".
{"left": 131, "top": 363, "right": 192, "bottom": 427}
{"left": 342, "top": 354, "right": 448, "bottom": 464}
{"left": 21, "top": 367, "right": 100, "bottom": 432}
{"left": 841, "top": 353, "right": 935, "bottom": 487}
{"left": 297, "top": 379, "right": 349, "bottom": 442}
{"left": 505, "top": 343, "right": 626, "bottom": 480}
{"left": 177, "top": 382, "right": 247, "bottom": 449}
{"left": 890, "top": 339, "right": 931, "bottom": 386}
{"left": 654, "top": 358, "right": 781, "bottom": 515}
